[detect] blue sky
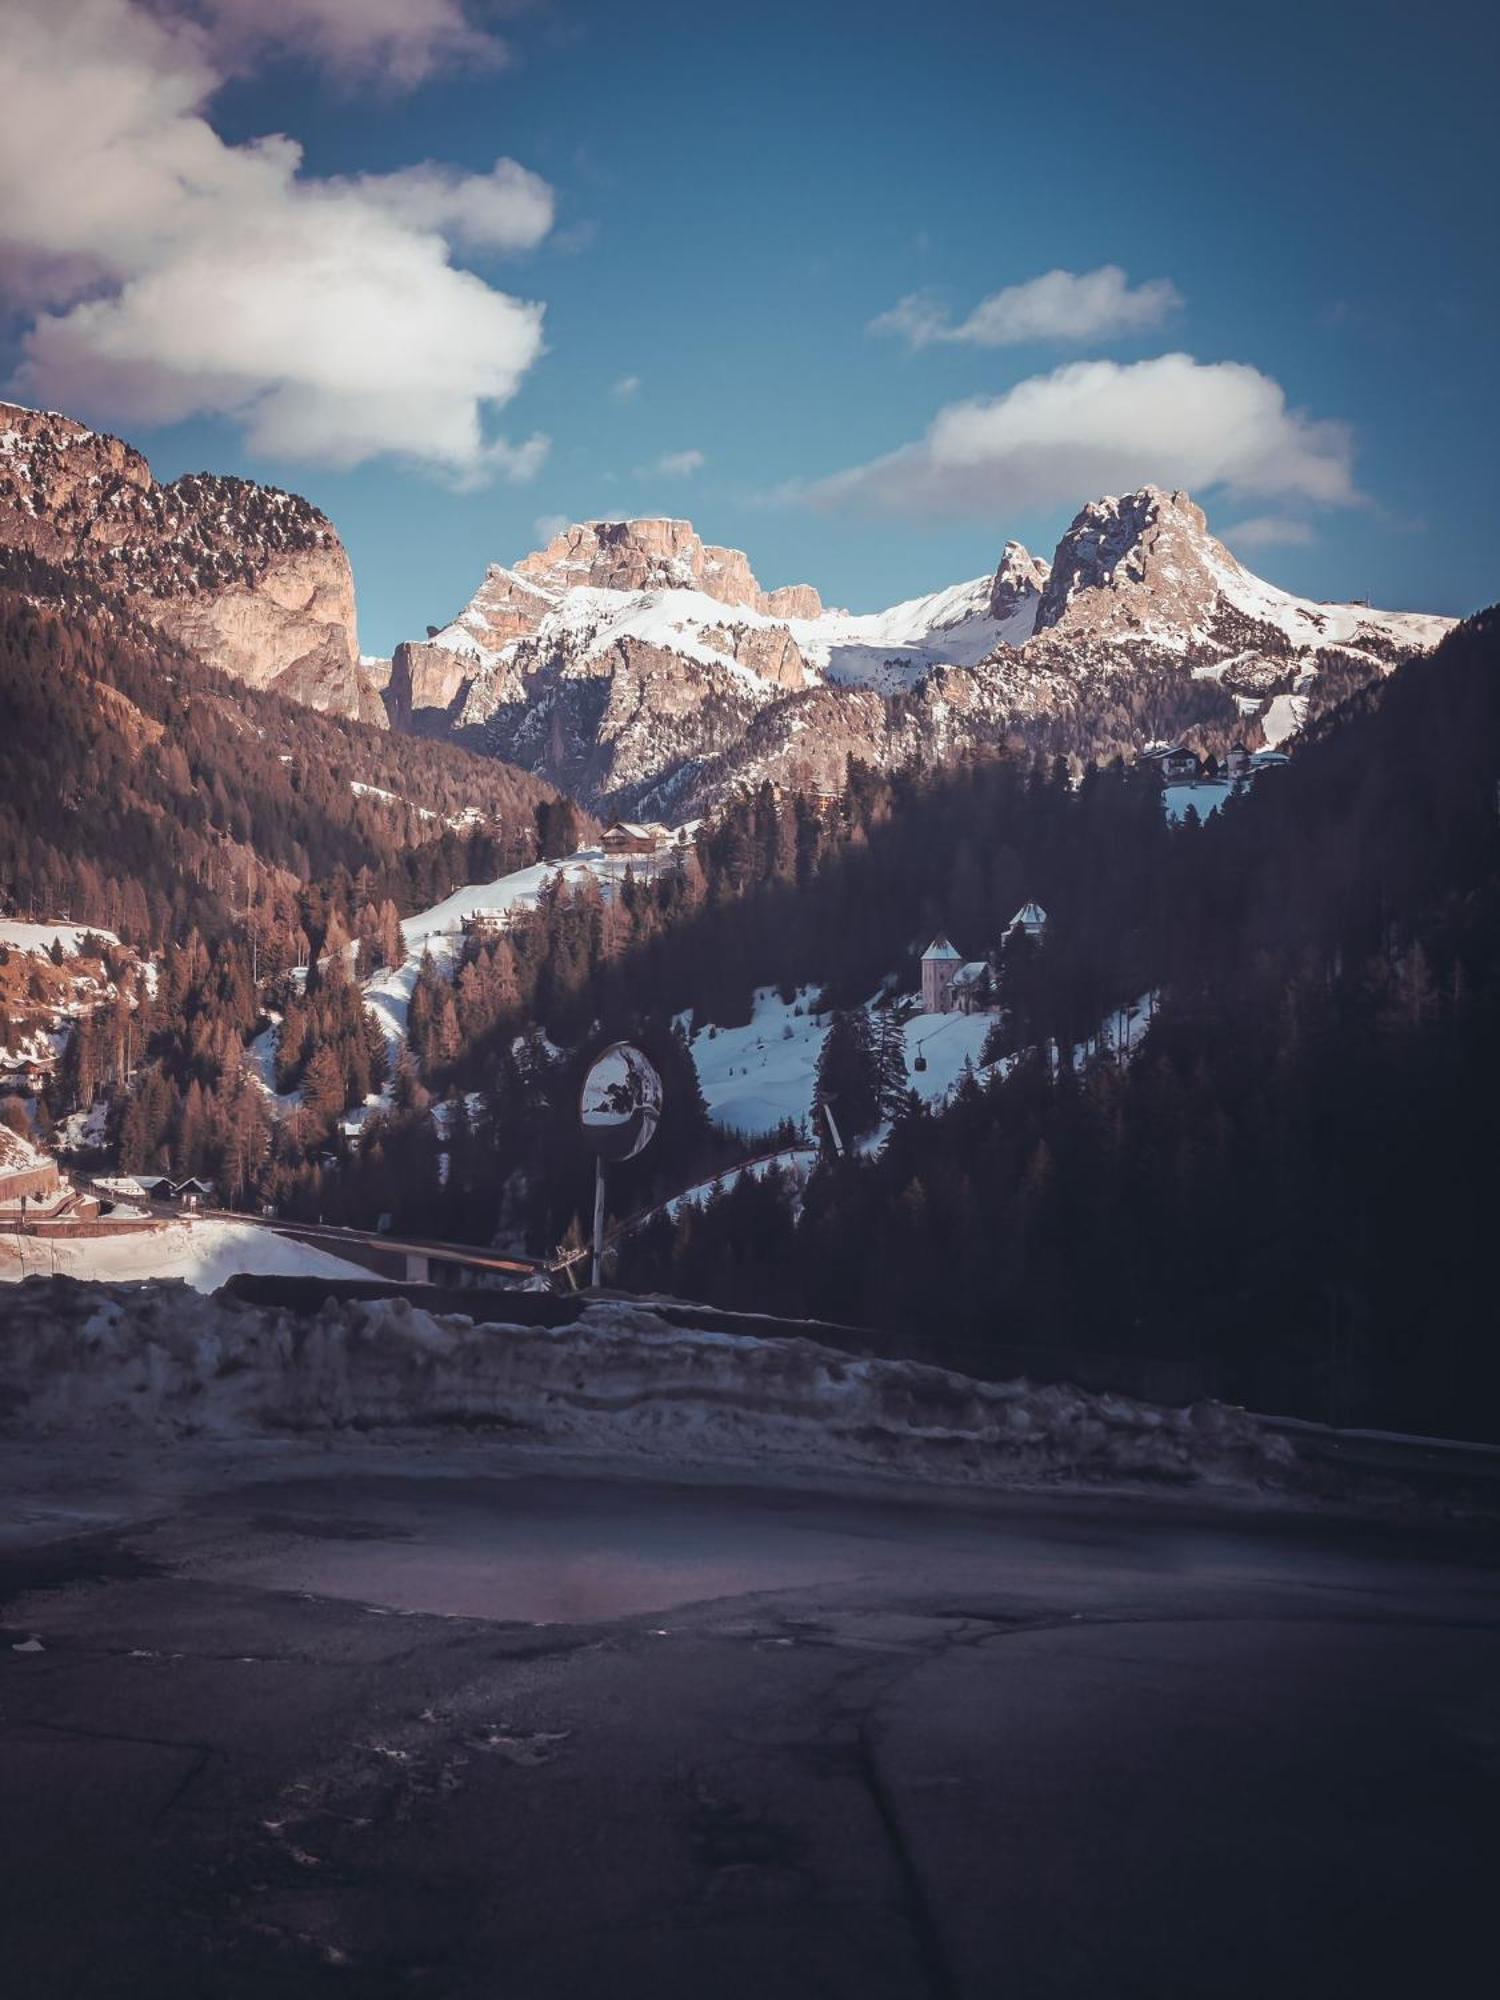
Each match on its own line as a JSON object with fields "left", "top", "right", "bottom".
{"left": 2, "top": 0, "right": 1495, "bottom": 654}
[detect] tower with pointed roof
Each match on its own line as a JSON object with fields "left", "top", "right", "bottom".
{"left": 921, "top": 933, "right": 962, "bottom": 1014}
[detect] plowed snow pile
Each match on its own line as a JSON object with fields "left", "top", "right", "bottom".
{"left": 0, "top": 1279, "right": 1290, "bottom": 1494}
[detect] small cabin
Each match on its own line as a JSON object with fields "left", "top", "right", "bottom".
{"left": 950, "top": 960, "right": 992, "bottom": 1015}
{"left": 173, "top": 1176, "right": 215, "bottom": 1209}
{"left": 0, "top": 1050, "right": 56, "bottom": 1096}
{"left": 601, "top": 821, "right": 669, "bottom": 857}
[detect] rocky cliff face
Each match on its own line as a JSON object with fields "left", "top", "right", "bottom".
{"left": 0, "top": 402, "right": 378, "bottom": 723}
{"left": 988, "top": 541, "right": 1051, "bottom": 624}
{"left": 390, "top": 496, "right": 1456, "bottom": 818}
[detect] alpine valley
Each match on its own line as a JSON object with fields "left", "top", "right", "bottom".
{"left": 1, "top": 401, "right": 1453, "bottom": 820}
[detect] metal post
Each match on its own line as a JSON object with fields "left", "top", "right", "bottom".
{"left": 591, "top": 1155, "right": 606, "bottom": 1289}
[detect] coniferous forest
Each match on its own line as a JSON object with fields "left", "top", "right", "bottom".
{"left": 2, "top": 581, "right": 1496, "bottom": 1435}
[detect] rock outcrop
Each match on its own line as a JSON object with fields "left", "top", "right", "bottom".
{"left": 0, "top": 402, "right": 378, "bottom": 723}
{"left": 385, "top": 494, "right": 1455, "bottom": 814}
{"left": 988, "top": 541, "right": 1051, "bottom": 625}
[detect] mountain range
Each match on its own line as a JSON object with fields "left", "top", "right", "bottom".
{"left": 0, "top": 401, "right": 1455, "bottom": 817}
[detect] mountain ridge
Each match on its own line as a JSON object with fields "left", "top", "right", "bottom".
{"left": 0, "top": 399, "right": 1457, "bottom": 818}
{"left": 389, "top": 490, "right": 1453, "bottom": 813}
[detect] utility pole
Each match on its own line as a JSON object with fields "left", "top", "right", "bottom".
{"left": 821, "top": 1099, "right": 845, "bottom": 1158}
{"left": 591, "top": 1155, "right": 606, "bottom": 1289}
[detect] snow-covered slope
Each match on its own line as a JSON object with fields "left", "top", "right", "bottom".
{"left": 795, "top": 573, "right": 1038, "bottom": 690}
{"left": 0, "top": 1218, "right": 369, "bottom": 1290}
{"left": 362, "top": 840, "right": 662, "bottom": 1055}
{"left": 387, "top": 499, "right": 1453, "bottom": 817}
{"left": 1035, "top": 486, "right": 1450, "bottom": 665}
{"left": 685, "top": 986, "right": 1011, "bottom": 1141}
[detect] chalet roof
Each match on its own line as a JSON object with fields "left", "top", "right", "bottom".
{"left": 953, "top": 961, "right": 989, "bottom": 985}
{"left": 922, "top": 934, "right": 962, "bottom": 963}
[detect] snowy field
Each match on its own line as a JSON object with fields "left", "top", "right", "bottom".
{"left": 0, "top": 1282, "right": 1292, "bottom": 1497}
{"left": 1162, "top": 779, "right": 1234, "bottom": 823}
{"left": 686, "top": 988, "right": 831, "bottom": 1136}
{"left": 0, "top": 1219, "right": 368, "bottom": 1292}
{"left": 687, "top": 986, "right": 1009, "bottom": 1141}
{"left": 0, "top": 920, "right": 120, "bottom": 957}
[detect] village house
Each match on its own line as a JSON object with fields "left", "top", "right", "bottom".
{"left": 0, "top": 1047, "right": 56, "bottom": 1096}
{"left": 460, "top": 909, "right": 509, "bottom": 941}
{"left": 600, "top": 821, "right": 671, "bottom": 858}
{"left": 922, "top": 906, "right": 1047, "bottom": 1015}
{"left": 921, "top": 936, "right": 993, "bottom": 1016}
{"left": 1142, "top": 744, "right": 1204, "bottom": 783}
{"left": 1004, "top": 901, "right": 1048, "bottom": 945}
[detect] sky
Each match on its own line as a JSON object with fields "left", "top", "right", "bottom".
{"left": 1, "top": 0, "right": 1495, "bottom": 656}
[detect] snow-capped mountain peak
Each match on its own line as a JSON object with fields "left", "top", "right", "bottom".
{"left": 385, "top": 494, "right": 1455, "bottom": 815}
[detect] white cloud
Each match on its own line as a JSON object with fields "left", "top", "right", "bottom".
{"left": 799, "top": 355, "right": 1357, "bottom": 518}
{"left": 0, "top": 0, "right": 552, "bottom": 479}
{"left": 1222, "top": 515, "right": 1317, "bottom": 551}
{"left": 351, "top": 158, "right": 554, "bottom": 253}
{"left": 199, "top": 0, "right": 512, "bottom": 87}
{"left": 611, "top": 374, "right": 642, "bottom": 402}
{"left": 871, "top": 266, "right": 1182, "bottom": 350}
{"left": 532, "top": 512, "right": 571, "bottom": 544}
{"left": 650, "top": 449, "right": 706, "bottom": 478}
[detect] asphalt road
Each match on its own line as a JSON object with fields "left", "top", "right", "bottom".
{"left": 1, "top": 1448, "right": 1496, "bottom": 1998}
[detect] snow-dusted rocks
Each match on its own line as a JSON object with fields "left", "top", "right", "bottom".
{"left": 1032, "top": 485, "right": 1451, "bottom": 680}
{"left": 988, "top": 540, "right": 1051, "bottom": 627}
{"left": 0, "top": 401, "right": 379, "bottom": 724}
{"left": 389, "top": 496, "right": 1453, "bottom": 818}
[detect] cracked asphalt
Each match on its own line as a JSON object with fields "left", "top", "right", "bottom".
{"left": 1, "top": 1448, "right": 1496, "bottom": 1998}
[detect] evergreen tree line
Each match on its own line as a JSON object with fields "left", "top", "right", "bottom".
{"left": 0, "top": 592, "right": 588, "bottom": 955}
{"left": 614, "top": 613, "right": 1500, "bottom": 1440}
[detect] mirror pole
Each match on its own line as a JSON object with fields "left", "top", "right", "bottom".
{"left": 591, "top": 1155, "right": 606, "bottom": 1289}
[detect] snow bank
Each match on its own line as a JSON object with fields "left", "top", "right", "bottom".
{"left": 0, "top": 1282, "right": 1291, "bottom": 1496}
{"left": 0, "top": 1220, "right": 370, "bottom": 1292}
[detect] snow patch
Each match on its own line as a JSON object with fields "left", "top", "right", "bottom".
{"left": 0, "top": 1220, "right": 369, "bottom": 1292}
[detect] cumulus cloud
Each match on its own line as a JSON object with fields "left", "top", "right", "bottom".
{"left": 611, "top": 374, "right": 642, "bottom": 402}
{"left": 1222, "top": 515, "right": 1317, "bottom": 551}
{"left": 798, "top": 355, "right": 1357, "bottom": 518}
{"left": 0, "top": 0, "right": 552, "bottom": 479}
{"left": 200, "top": 0, "right": 512, "bottom": 87}
{"left": 649, "top": 449, "right": 706, "bottom": 478}
{"left": 871, "top": 266, "right": 1183, "bottom": 350}
{"left": 350, "top": 158, "right": 554, "bottom": 253}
